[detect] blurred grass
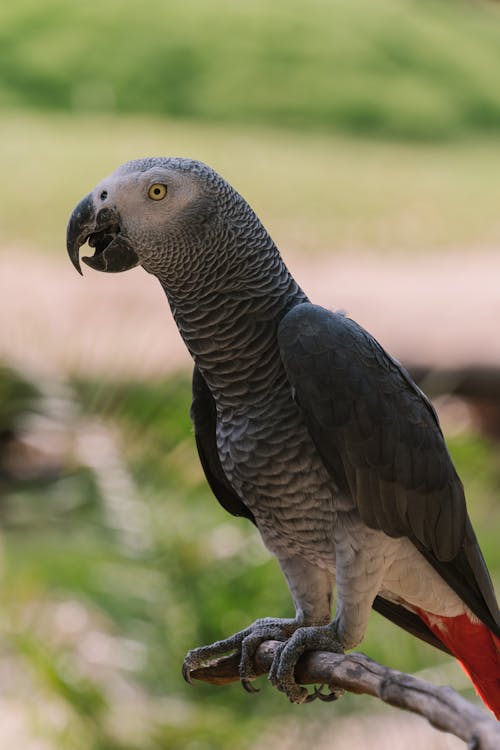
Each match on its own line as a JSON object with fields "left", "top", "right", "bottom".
{"left": 2, "top": 0, "right": 500, "bottom": 141}
{"left": 1, "top": 367, "right": 499, "bottom": 748}
{"left": 2, "top": 110, "right": 500, "bottom": 258}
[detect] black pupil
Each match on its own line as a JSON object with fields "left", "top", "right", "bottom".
{"left": 154, "top": 187, "right": 161, "bottom": 194}
{"left": 100, "top": 190, "right": 108, "bottom": 200}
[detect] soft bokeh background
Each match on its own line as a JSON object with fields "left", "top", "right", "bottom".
{"left": 1, "top": 1, "right": 500, "bottom": 748}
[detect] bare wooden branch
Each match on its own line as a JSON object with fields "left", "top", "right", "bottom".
{"left": 190, "top": 640, "right": 500, "bottom": 750}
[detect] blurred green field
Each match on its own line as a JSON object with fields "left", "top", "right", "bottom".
{"left": 2, "top": 0, "right": 500, "bottom": 141}
{"left": 2, "top": 110, "right": 500, "bottom": 258}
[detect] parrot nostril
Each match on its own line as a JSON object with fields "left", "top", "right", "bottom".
{"left": 100, "top": 190, "right": 108, "bottom": 201}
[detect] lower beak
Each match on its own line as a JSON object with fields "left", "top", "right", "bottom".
{"left": 66, "top": 194, "right": 139, "bottom": 274}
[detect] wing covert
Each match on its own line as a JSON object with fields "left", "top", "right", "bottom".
{"left": 278, "top": 303, "right": 466, "bottom": 561}
{"left": 279, "top": 303, "right": 500, "bottom": 635}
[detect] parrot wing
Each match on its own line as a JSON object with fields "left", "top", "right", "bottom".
{"left": 278, "top": 303, "right": 500, "bottom": 639}
{"left": 190, "top": 365, "right": 256, "bottom": 525}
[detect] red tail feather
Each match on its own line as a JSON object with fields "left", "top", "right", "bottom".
{"left": 417, "top": 609, "right": 500, "bottom": 719}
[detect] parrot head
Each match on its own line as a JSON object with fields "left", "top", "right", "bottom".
{"left": 66, "top": 157, "right": 242, "bottom": 283}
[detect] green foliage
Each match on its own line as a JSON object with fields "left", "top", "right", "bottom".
{"left": 3, "top": 0, "right": 500, "bottom": 140}
{"left": 13, "top": 630, "right": 107, "bottom": 719}
{"left": 0, "top": 364, "right": 39, "bottom": 432}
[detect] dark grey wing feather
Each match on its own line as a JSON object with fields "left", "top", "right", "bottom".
{"left": 278, "top": 303, "right": 500, "bottom": 637}
{"left": 191, "top": 365, "right": 256, "bottom": 525}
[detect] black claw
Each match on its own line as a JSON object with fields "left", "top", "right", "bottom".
{"left": 241, "top": 678, "right": 260, "bottom": 694}
{"left": 303, "top": 684, "right": 343, "bottom": 703}
{"left": 316, "top": 684, "right": 343, "bottom": 702}
{"left": 304, "top": 689, "right": 319, "bottom": 703}
{"left": 317, "top": 688, "right": 342, "bottom": 702}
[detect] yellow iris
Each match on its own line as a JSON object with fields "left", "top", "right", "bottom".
{"left": 148, "top": 183, "right": 168, "bottom": 201}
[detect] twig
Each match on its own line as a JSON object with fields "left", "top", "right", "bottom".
{"left": 189, "top": 640, "right": 500, "bottom": 750}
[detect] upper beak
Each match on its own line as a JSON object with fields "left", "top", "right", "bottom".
{"left": 66, "top": 194, "right": 140, "bottom": 274}
{"left": 66, "top": 193, "right": 95, "bottom": 275}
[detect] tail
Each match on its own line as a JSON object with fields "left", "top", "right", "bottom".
{"left": 418, "top": 609, "right": 500, "bottom": 719}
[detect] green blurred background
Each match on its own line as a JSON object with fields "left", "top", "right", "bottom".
{"left": 1, "top": 1, "right": 500, "bottom": 748}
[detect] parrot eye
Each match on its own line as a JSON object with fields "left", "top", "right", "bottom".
{"left": 148, "top": 183, "right": 168, "bottom": 201}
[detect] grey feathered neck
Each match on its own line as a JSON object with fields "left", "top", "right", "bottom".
{"left": 134, "top": 157, "right": 308, "bottom": 401}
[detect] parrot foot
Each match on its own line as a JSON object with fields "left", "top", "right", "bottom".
{"left": 182, "top": 617, "right": 298, "bottom": 688}
{"left": 183, "top": 619, "right": 344, "bottom": 704}
{"left": 304, "top": 684, "right": 344, "bottom": 703}
{"left": 268, "top": 624, "right": 344, "bottom": 704}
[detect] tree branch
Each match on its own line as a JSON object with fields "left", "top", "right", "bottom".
{"left": 189, "top": 640, "right": 500, "bottom": 750}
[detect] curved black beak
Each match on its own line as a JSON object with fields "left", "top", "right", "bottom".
{"left": 66, "top": 193, "right": 95, "bottom": 275}
{"left": 66, "top": 194, "right": 139, "bottom": 274}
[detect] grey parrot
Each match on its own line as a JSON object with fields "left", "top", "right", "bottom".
{"left": 67, "top": 157, "right": 500, "bottom": 714}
